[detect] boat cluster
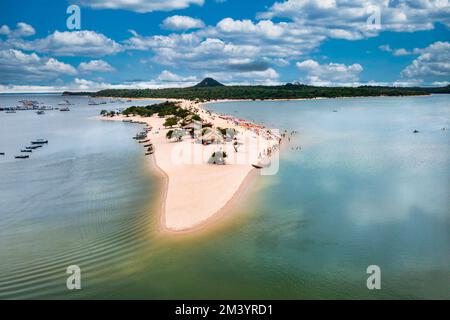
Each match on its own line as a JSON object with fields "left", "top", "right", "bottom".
{"left": 13, "top": 139, "right": 48, "bottom": 159}
{"left": 131, "top": 125, "right": 154, "bottom": 156}
{"left": 1, "top": 99, "right": 73, "bottom": 113}
{"left": 89, "top": 98, "right": 130, "bottom": 105}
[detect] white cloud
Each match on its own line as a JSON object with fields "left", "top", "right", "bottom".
{"left": 0, "top": 25, "right": 10, "bottom": 36}
{"left": 379, "top": 44, "right": 424, "bottom": 56}
{"left": 393, "top": 48, "right": 412, "bottom": 56}
{"left": 379, "top": 44, "right": 392, "bottom": 52}
{"left": 259, "top": 0, "right": 450, "bottom": 38}
{"left": 0, "top": 77, "right": 202, "bottom": 93}
{"left": 431, "top": 80, "right": 449, "bottom": 86}
{"left": 77, "top": 0, "right": 204, "bottom": 13}
{"left": 78, "top": 60, "right": 115, "bottom": 73}
{"left": 217, "top": 18, "right": 284, "bottom": 38}
{"left": 124, "top": 31, "right": 279, "bottom": 82}
{"left": 0, "top": 49, "right": 77, "bottom": 84}
{"left": 401, "top": 41, "right": 450, "bottom": 78}
{"left": 296, "top": 59, "right": 363, "bottom": 86}
{"left": 123, "top": 18, "right": 323, "bottom": 82}
{"left": 157, "top": 70, "right": 198, "bottom": 82}
{"left": 16, "top": 30, "right": 123, "bottom": 57}
{"left": 161, "top": 15, "right": 205, "bottom": 31}
{"left": 0, "top": 22, "right": 35, "bottom": 38}
{"left": 392, "top": 79, "right": 424, "bottom": 87}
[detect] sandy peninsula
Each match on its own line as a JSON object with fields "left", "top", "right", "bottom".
{"left": 101, "top": 100, "right": 280, "bottom": 232}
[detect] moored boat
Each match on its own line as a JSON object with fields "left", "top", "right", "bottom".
{"left": 15, "top": 155, "right": 30, "bottom": 159}
{"left": 21, "top": 149, "right": 32, "bottom": 153}
{"left": 58, "top": 100, "right": 73, "bottom": 106}
{"left": 31, "top": 139, "right": 48, "bottom": 144}
{"left": 251, "top": 157, "right": 271, "bottom": 169}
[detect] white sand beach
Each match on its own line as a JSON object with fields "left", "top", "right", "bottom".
{"left": 101, "top": 100, "right": 280, "bottom": 232}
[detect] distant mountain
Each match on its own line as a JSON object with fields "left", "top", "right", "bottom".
{"left": 194, "top": 78, "right": 224, "bottom": 88}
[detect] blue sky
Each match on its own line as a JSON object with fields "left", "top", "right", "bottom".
{"left": 0, "top": 0, "right": 449, "bottom": 92}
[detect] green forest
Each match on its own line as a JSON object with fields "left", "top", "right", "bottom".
{"left": 64, "top": 80, "right": 450, "bottom": 101}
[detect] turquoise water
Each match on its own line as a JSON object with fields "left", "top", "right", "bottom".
{"left": 0, "top": 94, "right": 449, "bottom": 299}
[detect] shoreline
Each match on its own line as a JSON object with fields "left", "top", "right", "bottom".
{"left": 100, "top": 99, "right": 279, "bottom": 233}
{"left": 95, "top": 94, "right": 433, "bottom": 103}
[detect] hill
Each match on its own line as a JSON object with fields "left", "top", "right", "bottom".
{"left": 194, "top": 78, "right": 224, "bottom": 88}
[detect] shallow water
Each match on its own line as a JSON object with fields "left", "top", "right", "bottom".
{"left": 0, "top": 94, "right": 449, "bottom": 299}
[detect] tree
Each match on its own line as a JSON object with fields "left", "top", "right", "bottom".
{"left": 166, "top": 130, "right": 174, "bottom": 139}
{"left": 233, "top": 141, "right": 239, "bottom": 153}
{"left": 100, "top": 109, "right": 108, "bottom": 116}
{"left": 164, "top": 117, "right": 178, "bottom": 128}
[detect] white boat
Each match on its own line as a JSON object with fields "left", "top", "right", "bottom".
{"left": 58, "top": 100, "right": 73, "bottom": 106}
{"left": 252, "top": 157, "right": 271, "bottom": 169}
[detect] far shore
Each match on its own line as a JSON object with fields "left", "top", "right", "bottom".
{"left": 94, "top": 94, "right": 431, "bottom": 104}
{"left": 99, "top": 99, "right": 280, "bottom": 233}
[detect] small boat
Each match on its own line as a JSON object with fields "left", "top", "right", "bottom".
{"left": 139, "top": 139, "right": 150, "bottom": 144}
{"left": 26, "top": 146, "right": 41, "bottom": 150}
{"left": 36, "top": 110, "right": 45, "bottom": 115}
{"left": 413, "top": 130, "right": 420, "bottom": 134}
{"left": 21, "top": 149, "right": 32, "bottom": 153}
{"left": 58, "top": 100, "right": 72, "bottom": 106}
{"left": 0, "top": 152, "right": 5, "bottom": 156}
{"left": 60, "top": 107, "right": 70, "bottom": 112}
{"left": 251, "top": 157, "right": 271, "bottom": 169}
{"left": 122, "top": 119, "right": 132, "bottom": 123}
{"left": 31, "top": 139, "right": 48, "bottom": 144}
{"left": 15, "top": 155, "right": 29, "bottom": 159}
{"left": 6, "top": 110, "right": 16, "bottom": 113}
{"left": 145, "top": 151, "right": 154, "bottom": 155}
{"left": 143, "top": 144, "right": 153, "bottom": 148}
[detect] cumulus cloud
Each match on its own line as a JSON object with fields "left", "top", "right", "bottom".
{"left": 157, "top": 70, "right": 198, "bottom": 82}
{"left": 123, "top": 17, "right": 324, "bottom": 83}
{"left": 296, "top": 59, "right": 363, "bottom": 86}
{"left": 78, "top": 60, "right": 115, "bottom": 73}
{"left": 259, "top": 0, "right": 450, "bottom": 39}
{"left": 0, "top": 77, "right": 202, "bottom": 93}
{"left": 401, "top": 41, "right": 450, "bottom": 78}
{"left": 379, "top": 44, "right": 423, "bottom": 56}
{"left": 15, "top": 30, "right": 123, "bottom": 57}
{"left": 124, "top": 31, "right": 279, "bottom": 82}
{"left": 0, "top": 49, "right": 77, "bottom": 84}
{"left": 161, "top": 15, "right": 205, "bottom": 31}
{"left": 0, "top": 22, "right": 35, "bottom": 38}
{"left": 77, "top": 0, "right": 204, "bottom": 13}
{"left": 379, "top": 44, "right": 392, "bottom": 52}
